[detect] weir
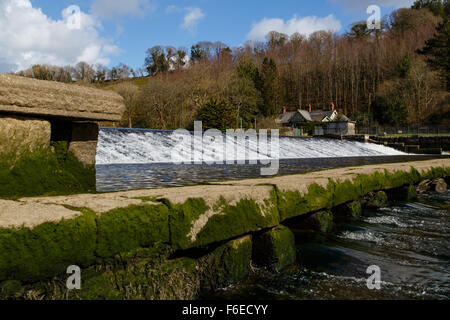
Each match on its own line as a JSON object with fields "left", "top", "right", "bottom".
{"left": 96, "top": 127, "right": 406, "bottom": 165}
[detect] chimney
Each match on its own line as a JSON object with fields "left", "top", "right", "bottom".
{"left": 309, "top": 104, "right": 312, "bottom": 113}
{"left": 283, "top": 106, "right": 287, "bottom": 114}
{"left": 330, "top": 102, "right": 335, "bottom": 111}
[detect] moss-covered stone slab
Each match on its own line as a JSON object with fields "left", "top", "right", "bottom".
{"left": 1, "top": 246, "right": 200, "bottom": 300}
{"left": 277, "top": 183, "right": 334, "bottom": 221}
{"left": 0, "top": 200, "right": 81, "bottom": 229}
{"left": 0, "top": 146, "right": 96, "bottom": 199}
{"left": 0, "top": 211, "right": 97, "bottom": 282}
{"left": 252, "top": 225, "right": 296, "bottom": 272}
{"left": 95, "top": 204, "right": 170, "bottom": 259}
{"left": 167, "top": 185, "right": 279, "bottom": 250}
{"left": 1, "top": 237, "right": 253, "bottom": 300}
{"left": 299, "top": 211, "right": 335, "bottom": 233}
{"left": 362, "top": 191, "right": 388, "bottom": 209}
{"left": 4, "top": 159, "right": 448, "bottom": 230}
{"left": 0, "top": 160, "right": 448, "bottom": 284}
{"left": 333, "top": 201, "right": 362, "bottom": 219}
{"left": 198, "top": 235, "right": 253, "bottom": 292}
{"left": 20, "top": 193, "right": 148, "bottom": 214}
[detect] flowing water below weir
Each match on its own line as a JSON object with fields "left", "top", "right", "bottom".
{"left": 209, "top": 191, "right": 450, "bottom": 300}
{"left": 96, "top": 127, "right": 446, "bottom": 192}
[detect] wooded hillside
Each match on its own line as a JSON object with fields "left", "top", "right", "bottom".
{"left": 15, "top": 1, "right": 450, "bottom": 130}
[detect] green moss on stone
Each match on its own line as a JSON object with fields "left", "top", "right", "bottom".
{"left": 363, "top": 191, "right": 388, "bottom": 209}
{"left": 354, "top": 171, "right": 386, "bottom": 196}
{"left": 193, "top": 194, "right": 279, "bottom": 248}
{"left": 305, "top": 211, "right": 335, "bottom": 233}
{"left": 10, "top": 246, "right": 200, "bottom": 300}
{"left": 198, "top": 235, "right": 252, "bottom": 292}
{"left": 77, "top": 253, "right": 199, "bottom": 300}
{"left": 278, "top": 183, "right": 333, "bottom": 221}
{"left": 422, "top": 167, "right": 446, "bottom": 180}
{"left": 168, "top": 198, "right": 210, "bottom": 250}
{"left": 333, "top": 200, "right": 362, "bottom": 220}
{"left": 384, "top": 170, "right": 415, "bottom": 190}
{"left": 0, "top": 145, "right": 95, "bottom": 198}
{"left": 252, "top": 225, "right": 296, "bottom": 272}
{"left": 0, "top": 211, "right": 97, "bottom": 282}
{"left": 0, "top": 280, "right": 22, "bottom": 299}
{"left": 406, "top": 184, "right": 418, "bottom": 201}
{"left": 329, "top": 180, "right": 360, "bottom": 207}
{"left": 348, "top": 201, "right": 362, "bottom": 218}
{"left": 96, "top": 204, "right": 170, "bottom": 259}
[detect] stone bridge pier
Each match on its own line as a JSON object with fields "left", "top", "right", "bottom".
{"left": 0, "top": 74, "right": 125, "bottom": 166}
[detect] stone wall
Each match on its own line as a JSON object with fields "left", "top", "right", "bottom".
{"left": 314, "top": 122, "right": 356, "bottom": 136}
{"left": 56, "top": 122, "right": 99, "bottom": 167}
{"left": 0, "top": 75, "right": 125, "bottom": 167}
{"left": 0, "top": 116, "right": 99, "bottom": 166}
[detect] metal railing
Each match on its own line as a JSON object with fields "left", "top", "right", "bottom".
{"left": 357, "top": 126, "right": 450, "bottom": 136}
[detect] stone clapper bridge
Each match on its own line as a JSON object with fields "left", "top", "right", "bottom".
{"left": 0, "top": 75, "right": 449, "bottom": 299}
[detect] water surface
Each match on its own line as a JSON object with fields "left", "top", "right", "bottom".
{"left": 209, "top": 191, "right": 450, "bottom": 300}
{"left": 96, "top": 155, "right": 446, "bottom": 192}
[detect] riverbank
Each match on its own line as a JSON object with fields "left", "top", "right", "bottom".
{"left": 0, "top": 159, "right": 449, "bottom": 299}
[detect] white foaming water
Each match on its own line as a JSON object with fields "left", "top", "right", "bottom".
{"left": 96, "top": 128, "right": 406, "bottom": 165}
{"left": 338, "top": 231, "right": 384, "bottom": 244}
{"left": 364, "top": 216, "right": 408, "bottom": 228}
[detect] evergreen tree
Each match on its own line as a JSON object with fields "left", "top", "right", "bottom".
{"left": 145, "top": 46, "right": 170, "bottom": 75}
{"left": 412, "top": 0, "right": 445, "bottom": 17}
{"left": 372, "top": 95, "right": 408, "bottom": 126}
{"left": 259, "top": 57, "right": 280, "bottom": 117}
{"left": 419, "top": 18, "right": 450, "bottom": 89}
{"left": 237, "top": 55, "right": 262, "bottom": 91}
{"left": 397, "top": 54, "right": 412, "bottom": 78}
{"left": 197, "top": 100, "right": 237, "bottom": 131}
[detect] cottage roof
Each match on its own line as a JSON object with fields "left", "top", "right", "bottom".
{"left": 297, "top": 110, "right": 312, "bottom": 122}
{"left": 277, "top": 108, "right": 351, "bottom": 124}
{"left": 276, "top": 111, "right": 297, "bottom": 124}
{"left": 309, "top": 110, "right": 336, "bottom": 122}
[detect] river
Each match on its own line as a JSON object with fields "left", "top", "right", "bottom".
{"left": 209, "top": 191, "right": 450, "bottom": 300}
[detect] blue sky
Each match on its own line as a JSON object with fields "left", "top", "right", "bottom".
{"left": 0, "top": 0, "right": 415, "bottom": 73}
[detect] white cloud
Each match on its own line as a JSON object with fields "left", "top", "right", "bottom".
{"left": 247, "top": 15, "right": 342, "bottom": 41}
{"left": 330, "top": 0, "right": 415, "bottom": 10}
{"left": 91, "top": 0, "right": 155, "bottom": 20}
{"left": 181, "top": 7, "right": 205, "bottom": 32}
{"left": 0, "top": 0, "right": 119, "bottom": 72}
